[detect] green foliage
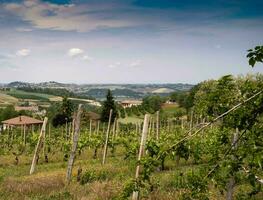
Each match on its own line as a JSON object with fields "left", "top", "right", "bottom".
{"left": 247, "top": 46, "right": 263, "bottom": 67}
{"left": 6, "top": 89, "right": 51, "bottom": 101}
{"left": 142, "top": 95, "right": 164, "bottom": 114}
{"left": 52, "top": 97, "right": 73, "bottom": 127}
{"left": 80, "top": 170, "right": 107, "bottom": 185}
{"left": 0, "top": 106, "right": 18, "bottom": 122}
{"left": 100, "top": 90, "right": 118, "bottom": 123}
{"left": 172, "top": 169, "right": 209, "bottom": 200}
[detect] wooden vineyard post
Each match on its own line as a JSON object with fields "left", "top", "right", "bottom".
{"left": 96, "top": 121, "right": 100, "bottom": 135}
{"left": 189, "top": 110, "right": 193, "bottom": 135}
{"left": 20, "top": 125, "right": 23, "bottom": 141}
{"left": 148, "top": 117, "right": 152, "bottom": 138}
{"left": 226, "top": 128, "right": 239, "bottom": 200}
{"left": 132, "top": 114, "right": 150, "bottom": 200}
{"left": 151, "top": 120, "right": 155, "bottom": 135}
{"left": 29, "top": 117, "right": 48, "bottom": 175}
{"left": 66, "top": 104, "right": 83, "bottom": 184}
{"left": 65, "top": 120, "right": 68, "bottom": 139}
{"left": 68, "top": 122, "right": 71, "bottom": 139}
{"left": 156, "top": 111, "right": 160, "bottom": 140}
{"left": 116, "top": 120, "right": 120, "bottom": 137}
{"left": 112, "top": 117, "right": 117, "bottom": 139}
{"left": 48, "top": 123, "right": 51, "bottom": 139}
{"left": 71, "top": 118, "right": 75, "bottom": 142}
{"left": 89, "top": 119, "right": 92, "bottom": 136}
{"left": 102, "top": 109, "right": 113, "bottom": 165}
{"left": 23, "top": 125, "right": 26, "bottom": 145}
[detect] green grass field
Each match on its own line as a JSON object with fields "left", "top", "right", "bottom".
{"left": 0, "top": 147, "right": 226, "bottom": 200}
{"left": 5, "top": 89, "right": 55, "bottom": 101}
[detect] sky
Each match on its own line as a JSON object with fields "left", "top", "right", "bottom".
{"left": 0, "top": 0, "right": 262, "bottom": 84}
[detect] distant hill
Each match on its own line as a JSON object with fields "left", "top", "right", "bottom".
{"left": 1, "top": 81, "right": 194, "bottom": 100}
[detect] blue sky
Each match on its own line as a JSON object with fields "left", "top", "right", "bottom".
{"left": 0, "top": 0, "right": 262, "bottom": 84}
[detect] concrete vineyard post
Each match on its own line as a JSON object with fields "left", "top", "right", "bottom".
{"left": 132, "top": 114, "right": 150, "bottom": 200}
{"left": 29, "top": 117, "right": 48, "bottom": 175}
{"left": 102, "top": 109, "right": 113, "bottom": 165}
{"left": 66, "top": 104, "right": 83, "bottom": 184}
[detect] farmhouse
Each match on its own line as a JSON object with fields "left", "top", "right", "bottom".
{"left": 120, "top": 100, "right": 142, "bottom": 108}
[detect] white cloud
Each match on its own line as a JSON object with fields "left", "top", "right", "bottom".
{"left": 82, "top": 55, "right": 93, "bottom": 61}
{"left": 67, "top": 48, "right": 84, "bottom": 57}
{"left": 16, "top": 27, "right": 33, "bottom": 32}
{"left": 108, "top": 62, "right": 121, "bottom": 68}
{"left": 16, "top": 49, "right": 30, "bottom": 57}
{"left": 130, "top": 60, "right": 141, "bottom": 67}
{"left": 4, "top": 0, "right": 137, "bottom": 32}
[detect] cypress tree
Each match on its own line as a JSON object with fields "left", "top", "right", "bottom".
{"left": 101, "top": 90, "right": 117, "bottom": 123}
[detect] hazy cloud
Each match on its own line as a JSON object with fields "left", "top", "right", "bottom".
{"left": 108, "top": 62, "right": 121, "bottom": 68}
{"left": 130, "top": 60, "right": 141, "bottom": 67}
{"left": 16, "top": 49, "right": 30, "bottom": 57}
{"left": 67, "top": 48, "right": 84, "bottom": 57}
{"left": 82, "top": 55, "right": 93, "bottom": 61}
{"left": 16, "top": 27, "right": 33, "bottom": 32}
{"left": 4, "top": 0, "right": 137, "bottom": 32}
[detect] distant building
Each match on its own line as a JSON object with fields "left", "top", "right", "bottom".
{"left": 165, "top": 100, "right": 176, "bottom": 104}
{"left": 121, "top": 100, "right": 142, "bottom": 108}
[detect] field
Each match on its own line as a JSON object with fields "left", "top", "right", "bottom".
{"left": 0, "top": 110, "right": 262, "bottom": 200}
{"left": 0, "top": 93, "right": 18, "bottom": 107}
{"left": 0, "top": 75, "right": 262, "bottom": 200}
{"left": 0, "top": 125, "right": 225, "bottom": 200}
{"left": 5, "top": 89, "right": 56, "bottom": 101}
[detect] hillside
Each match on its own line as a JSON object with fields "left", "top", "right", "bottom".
{"left": 1, "top": 81, "right": 194, "bottom": 100}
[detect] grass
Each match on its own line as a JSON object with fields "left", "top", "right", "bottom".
{"left": 0, "top": 92, "right": 18, "bottom": 105}
{"left": 0, "top": 144, "right": 262, "bottom": 200}
{"left": 5, "top": 89, "right": 55, "bottom": 101}
{"left": 119, "top": 116, "right": 144, "bottom": 124}
{"left": 162, "top": 103, "right": 179, "bottom": 114}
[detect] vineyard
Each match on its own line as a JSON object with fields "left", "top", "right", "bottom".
{"left": 0, "top": 73, "right": 262, "bottom": 200}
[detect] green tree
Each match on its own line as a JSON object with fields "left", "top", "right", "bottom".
{"left": 247, "top": 45, "right": 263, "bottom": 67}
{"left": 142, "top": 95, "right": 164, "bottom": 114}
{"left": 100, "top": 90, "right": 117, "bottom": 123}
{"left": 52, "top": 96, "right": 73, "bottom": 127}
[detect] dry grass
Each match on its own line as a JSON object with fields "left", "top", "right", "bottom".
{"left": 3, "top": 172, "right": 65, "bottom": 195}
{"left": 0, "top": 92, "right": 18, "bottom": 105}
{"left": 49, "top": 96, "right": 63, "bottom": 101}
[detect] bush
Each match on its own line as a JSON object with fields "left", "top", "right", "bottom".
{"left": 80, "top": 170, "right": 108, "bottom": 185}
